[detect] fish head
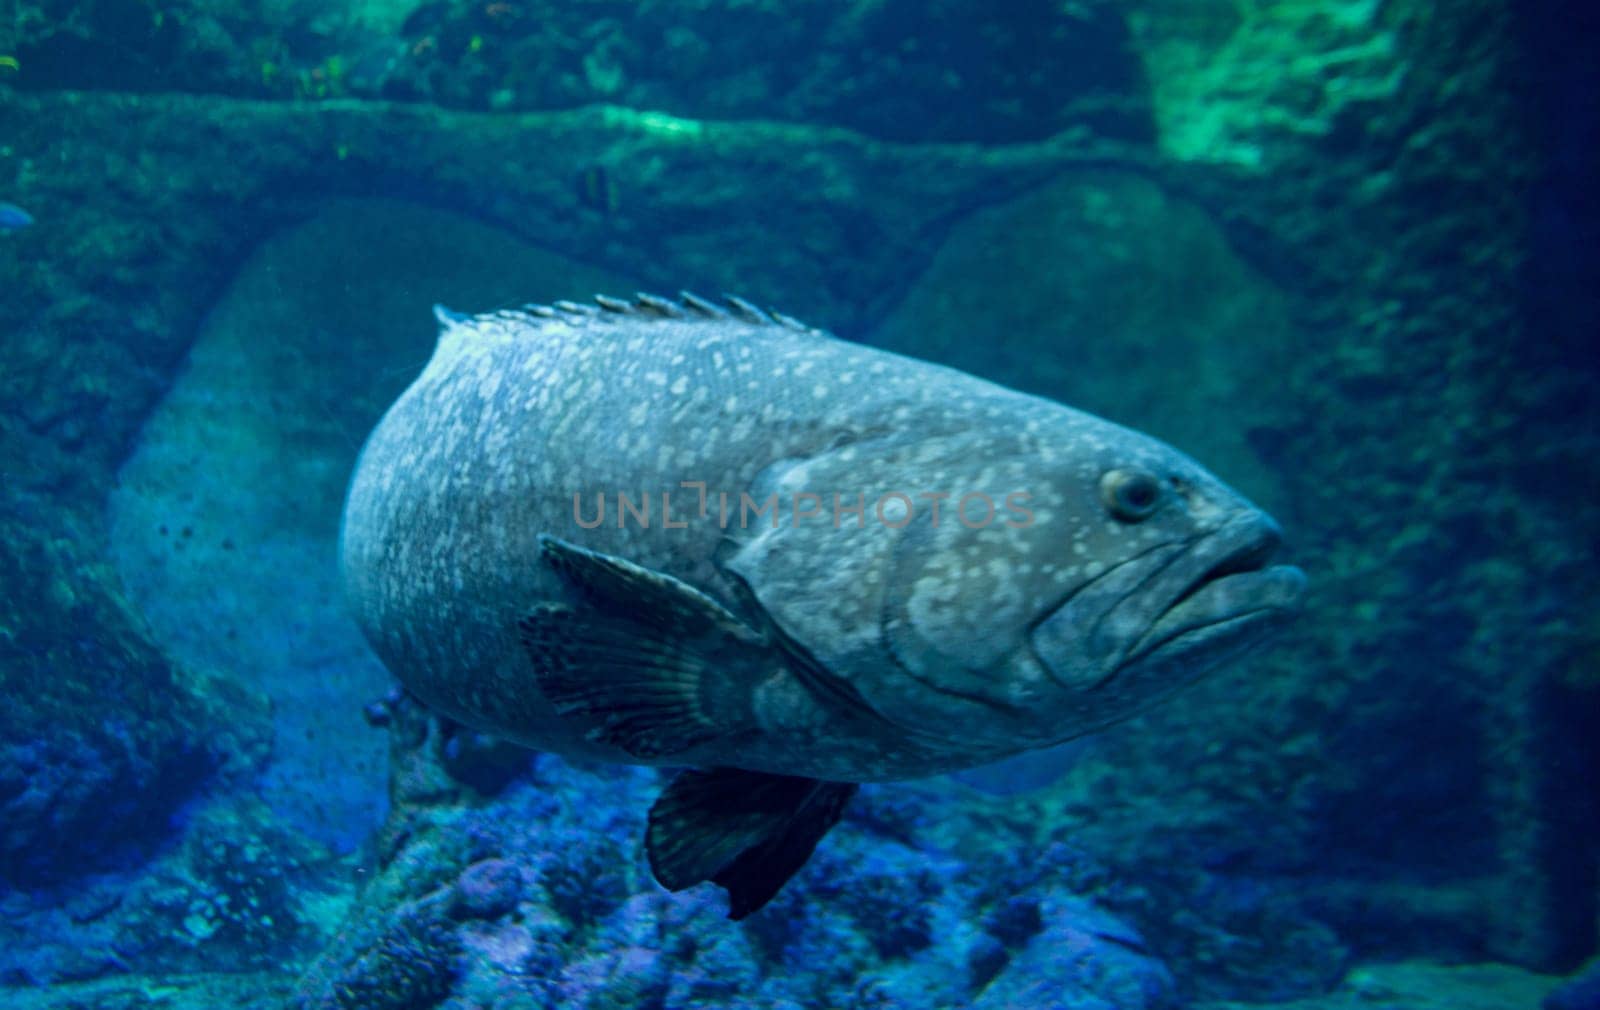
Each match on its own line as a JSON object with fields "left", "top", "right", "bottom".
{"left": 870, "top": 412, "right": 1307, "bottom": 751}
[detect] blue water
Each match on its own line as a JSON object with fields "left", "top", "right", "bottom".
{"left": 1, "top": 3, "right": 1596, "bottom": 1008}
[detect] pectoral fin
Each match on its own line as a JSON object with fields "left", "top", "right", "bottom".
{"left": 646, "top": 767, "right": 857, "bottom": 919}
{"left": 517, "top": 536, "right": 769, "bottom": 759}
{"left": 538, "top": 534, "right": 761, "bottom": 643}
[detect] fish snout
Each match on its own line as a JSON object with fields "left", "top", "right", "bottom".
{"left": 1031, "top": 509, "right": 1304, "bottom": 695}
{"left": 1119, "top": 509, "right": 1306, "bottom": 667}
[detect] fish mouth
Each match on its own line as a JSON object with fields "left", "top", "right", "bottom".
{"left": 1120, "top": 518, "right": 1306, "bottom": 671}
{"left": 1028, "top": 512, "right": 1304, "bottom": 695}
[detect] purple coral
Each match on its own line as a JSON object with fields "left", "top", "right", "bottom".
{"left": 452, "top": 859, "right": 525, "bottom": 921}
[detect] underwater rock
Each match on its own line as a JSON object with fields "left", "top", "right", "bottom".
{"left": 297, "top": 892, "right": 462, "bottom": 1010}
{"left": 1187, "top": 959, "right": 1564, "bottom": 1010}
{"left": 0, "top": 972, "right": 293, "bottom": 1010}
{"left": 1546, "top": 957, "right": 1600, "bottom": 1010}
{"left": 451, "top": 860, "right": 525, "bottom": 921}
{"left": 0, "top": 797, "right": 347, "bottom": 985}
{"left": 1126, "top": 0, "right": 1406, "bottom": 168}
{"left": 8, "top": 0, "right": 1150, "bottom": 145}
{"left": 869, "top": 168, "right": 1297, "bottom": 516}
{"left": 0, "top": 84, "right": 1125, "bottom": 540}
{"left": 971, "top": 893, "right": 1177, "bottom": 1010}
{"left": 103, "top": 801, "right": 346, "bottom": 975}
{"left": 292, "top": 710, "right": 1181, "bottom": 1010}
{"left": 0, "top": 524, "right": 271, "bottom": 884}
{"left": 108, "top": 199, "right": 635, "bottom": 852}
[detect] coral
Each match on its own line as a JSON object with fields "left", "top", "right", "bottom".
{"left": 970, "top": 894, "right": 1178, "bottom": 1010}
{"left": 316, "top": 899, "right": 461, "bottom": 1010}
{"left": 0, "top": 798, "right": 348, "bottom": 985}
{"left": 451, "top": 860, "right": 525, "bottom": 921}
{"left": 283, "top": 717, "right": 1178, "bottom": 1010}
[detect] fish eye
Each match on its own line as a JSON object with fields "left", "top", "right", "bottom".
{"left": 1101, "top": 469, "right": 1163, "bottom": 522}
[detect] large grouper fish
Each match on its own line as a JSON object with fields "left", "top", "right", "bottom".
{"left": 340, "top": 292, "right": 1306, "bottom": 918}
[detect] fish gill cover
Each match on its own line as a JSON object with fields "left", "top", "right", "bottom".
{"left": 0, "top": 1, "right": 1596, "bottom": 1009}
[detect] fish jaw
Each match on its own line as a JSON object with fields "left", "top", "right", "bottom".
{"left": 1026, "top": 511, "right": 1305, "bottom": 738}
{"left": 1098, "top": 510, "right": 1303, "bottom": 673}
{"left": 1125, "top": 557, "right": 1306, "bottom": 671}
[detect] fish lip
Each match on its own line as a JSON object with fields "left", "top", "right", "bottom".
{"left": 1121, "top": 517, "right": 1306, "bottom": 668}
{"left": 1126, "top": 563, "right": 1306, "bottom": 667}
{"left": 1028, "top": 512, "right": 1303, "bottom": 694}
{"left": 1163, "top": 522, "right": 1284, "bottom": 613}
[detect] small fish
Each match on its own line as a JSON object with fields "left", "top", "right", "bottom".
{"left": 576, "top": 164, "right": 618, "bottom": 214}
{"left": 0, "top": 202, "right": 33, "bottom": 231}
{"left": 341, "top": 292, "right": 1306, "bottom": 917}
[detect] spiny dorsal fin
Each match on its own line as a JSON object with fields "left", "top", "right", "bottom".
{"left": 433, "top": 304, "right": 472, "bottom": 327}
{"left": 721, "top": 294, "right": 767, "bottom": 324}
{"left": 552, "top": 299, "right": 600, "bottom": 318}
{"left": 456, "top": 292, "right": 818, "bottom": 336}
{"left": 564, "top": 292, "right": 804, "bottom": 328}
{"left": 632, "top": 292, "right": 685, "bottom": 318}
{"left": 678, "top": 291, "right": 726, "bottom": 318}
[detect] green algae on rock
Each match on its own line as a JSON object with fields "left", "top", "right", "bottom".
{"left": 1126, "top": 0, "right": 1406, "bottom": 169}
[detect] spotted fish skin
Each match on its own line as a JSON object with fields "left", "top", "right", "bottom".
{"left": 339, "top": 293, "right": 1305, "bottom": 784}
